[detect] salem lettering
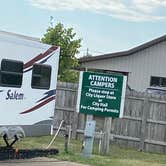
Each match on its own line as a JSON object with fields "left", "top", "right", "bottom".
{"left": 6, "top": 90, "right": 24, "bottom": 100}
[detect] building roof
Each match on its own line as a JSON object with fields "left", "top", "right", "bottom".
{"left": 79, "top": 34, "right": 166, "bottom": 63}
{"left": 0, "top": 30, "right": 40, "bottom": 42}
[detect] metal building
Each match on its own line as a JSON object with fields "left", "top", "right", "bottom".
{"left": 79, "top": 35, "right": 166, "bottom": 92}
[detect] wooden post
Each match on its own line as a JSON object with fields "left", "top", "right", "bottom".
{"left": 139, "top": 98, "right": 149, "bottom": 151}
{"left": 71, "top": 111, "right": 78, "bottom": 139}
{"left": 67, "top": 125, "right": 72, "bottom": 147}
{"left": 101, "top": 117, "right": 112, "bottom": 155}
{"left": 98, "top": 131, "right": 103, "bottom": 154}
{"left": 64, "top": 125, "right": 71, "bottom": 153}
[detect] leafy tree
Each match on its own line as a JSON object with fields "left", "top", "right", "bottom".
{"left": 41, "top": 23, "right": 82, "bottom": 82}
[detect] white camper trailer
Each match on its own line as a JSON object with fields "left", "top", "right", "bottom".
{"left": 0, "top": 31, "right": 60, "bottom": 139}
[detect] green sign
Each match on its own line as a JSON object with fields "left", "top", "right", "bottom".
{"left": 77, "top": 71, "right": 127, "bottom": 118}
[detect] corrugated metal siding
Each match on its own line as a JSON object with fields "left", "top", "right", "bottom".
{"left": 81, "top": 41, "right": 166, "bottom": 91}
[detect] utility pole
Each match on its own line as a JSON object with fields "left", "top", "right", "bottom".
{"left": 49, "top": 16, "right": 54, "bottom": 28}
{"left": 86, "top": 48, "right": 89, "bottom": 56}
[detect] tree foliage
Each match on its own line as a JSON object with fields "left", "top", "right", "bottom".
{"left": 41, "top": 23, "right": 82, "bottom": 82}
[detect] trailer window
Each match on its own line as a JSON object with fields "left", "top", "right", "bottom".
{"left": 0, "top": 59, "right": 23, "bottom": 87}
{"left": 31, "top": 64, "right": 51, "bottom": 89}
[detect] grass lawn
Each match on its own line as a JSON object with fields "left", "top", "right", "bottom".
{"left": 0, "top": 136, "right": 166, "bottom": 166}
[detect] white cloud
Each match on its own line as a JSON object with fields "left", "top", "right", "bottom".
{"left": 29, "top": 0, "right": 166, "bottom": 22}
{"left": 133, "top": 0, "right": 166, "bottom": 13}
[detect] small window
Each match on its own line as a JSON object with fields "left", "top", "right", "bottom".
{"left": 0, "top": 59, "right": 23, "bottom": 87}
{"left": 31, "top": 64, "right": 51, "bottom": 89}
{"left": 150, "top": 77, "right": 160, "bottom": 87}
{"left": 161, "top": 78, "right": 166, "bottom": 87}
{"left": 150, "top": 76, "right": 166, "bottom": 87}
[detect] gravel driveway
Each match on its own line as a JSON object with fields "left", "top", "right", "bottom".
{"left": 0, "top": 157, "right": 89, "bottom": 166}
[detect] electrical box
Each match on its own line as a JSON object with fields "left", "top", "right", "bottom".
{"left": 82, "top": 120, "right": 96, "bottom": 158}
{"left": 84, "top": 120, "right": 96, "bottom": 137}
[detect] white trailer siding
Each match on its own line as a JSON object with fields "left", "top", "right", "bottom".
{"left": 0, "top": 31, "right": 59, "bottom": 126}
{"left": 81, "top": 41, "right": 166, "bottom": 91}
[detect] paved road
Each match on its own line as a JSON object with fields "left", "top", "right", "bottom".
{"left": 0, "top": 157, "right": 89, "bottom": 166}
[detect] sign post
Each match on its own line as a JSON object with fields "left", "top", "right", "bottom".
{"left": 77, "top": 71, "right": 127, "bottom": 155}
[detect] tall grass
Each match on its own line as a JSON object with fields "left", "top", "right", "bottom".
{"left": 0, "top": 136, "right": 166, "bottom": 166}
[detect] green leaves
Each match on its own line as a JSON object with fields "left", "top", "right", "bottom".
{"left": 42, "top": 23, "right": 82, "bottom": 82}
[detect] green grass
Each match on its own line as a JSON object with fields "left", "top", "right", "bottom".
{"left": 0, "top": 136, "right": 166, "bottom": 166}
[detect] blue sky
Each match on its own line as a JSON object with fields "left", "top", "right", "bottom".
{"left": 0, "top": 0, "right": 166, "bottom": 57}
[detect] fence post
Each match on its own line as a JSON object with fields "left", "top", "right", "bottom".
{"left": 139, "top": 98, "right": 149, "bottom": 151}
{"left": 101, "top": 117, "right": 112, "bottom": 155}
{"left": 64, "top": 125, "right": 71, "bottom": 153}
{"left": 72, "top": 111, "right": 78, "bottom": 139}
